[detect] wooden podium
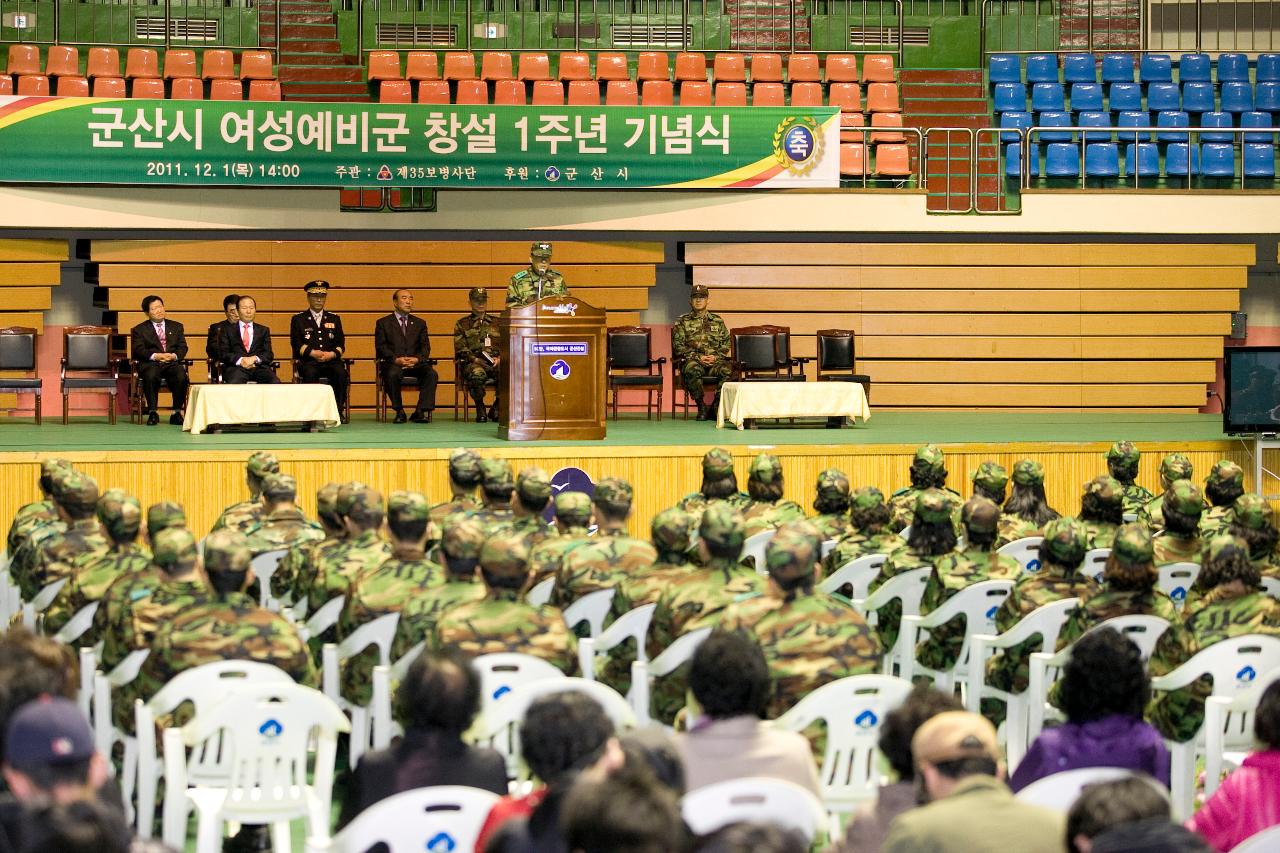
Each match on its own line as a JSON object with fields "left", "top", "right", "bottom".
{"left": 499, "top": 295, "right": 607, "bottom": 441}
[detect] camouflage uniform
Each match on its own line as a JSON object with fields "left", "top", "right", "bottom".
{"left": 272, "top": 483, "right": 342, "bottom": 602}
{"left": 454, "top": 291, "right": 501, "bottom": 411}
{"left": 1151, "top": 480, "right": 1205, "bottom": 566}
{"left": 554, "top": 478, "right": 656, "bottom": 610}
{"left": 1107, "top": 440, "right": 1154, "bottom": 517}
{"left": 915, "top": 497, "right": 1022, "bottom": 673}
{"left": 1079, "top": 475, "right": 1123, "bottom": 550}
{"left": 676, "top": 448, "right": 751, "bottom": 522}
{"left": 823, "top": 486, "right": 902, "bottom": 578}
{"left": 1137, "top": 453, "right": 1194, "bottom": 531}
{"left": 447, "top": 458, "right": 515, "bottom": 532}
{"left": 305, "top": 485, "right": 391, "bottom": 629}
{"left": 671, "top": 284, "right": 731, "bottom": 414}
{"left": 888, "top": 445, "right": 962, "bottom": 534}
{"left": 6, "top": 458, "right": 71, "bottom": 555}
{"left": 242, "top": 474, "right": 324, "bottom": 556}
{"left": 995, "top": 460, "right": 1055, "bottom": 548}
{"left": 490, "top": 468, "right": 557, "bottom": 549}
{"left": 809, "top": 468, "right": 852, "bottom": 541}
{"left": 526, "top": 491, "right": 593, "bottom": 588}
{"left": 428, "top": 449, "right": 483, "bottom": 532}
{"left": 431, "top": 531, "right": 577, "bottom": 673}
{"left": 1200, "top": 461, "right": 1245, "bottom": 539}
{"left": 971, "top": 461, "right": 1009, "bottom": 507}
{"left": 392, "top": 516, "right": 487, "bottom": 664}
{"left": 211, "top": 451, "right": 280, "bottom": 534}
{"left": 869, "top": 489, "right": 957, "bottom": 652}
{"left": 741, "top": 453, "right": 806, "bottom": 539}
{"left": 1187, "top": 493, "right": 1277, "bottom": 608}
{"left": 505, "top": 242, "right": 569, "bottom": 308}
{"left": 9, "top": 466, "right": 86, "bottom": 591}
{"left": 21, "top": 472, "right": 109, "bottom": 602}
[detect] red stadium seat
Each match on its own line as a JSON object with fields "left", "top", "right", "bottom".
{"left": 91, "top": 77, "right": 125, "bottom": 98}
{"left": 6, "top": 45, "right": 41, "bottom": 77}
{"left": 874, "top": 143, "right": 911, "bottom": 175}
{"left": 55, "top": 76, "right": 89, "bottom": 97}
{"left": 209, "top": 78, "right": 243, "bottom": 100}
{"left": 753, "top": 82, "right": 785, "bottom": 106}
{"left": 247, "top": 79, "right": 281, "bottom": 101}
{"left": 44, "top": 46, "right": 80, "bottom": 77}
{"left": 239, "top": 51, "right": 275, "bottom": 80}
{"left": 713, "top": 53, "right": 746, "bottom": 83}
{"left": 493, "top": 79, "right": 525, "bottom": 105}
{"left": 416, "top": 80, "right": 449, "bottom": 104}
{"left": 479, "top": 52, "right": 513, "bottom": 81}
{"left": 825, "top": 54, "right": 859, "bottom": 83}
{"left": 558, "top": 52, "right": 592, "bottom": 81}
{"left": 788, "top": 53, "right": 821, "bottom": 82}
{"left": 862, "top": 53, "right": 896, "bottom": 83}
{"left": 840, "top": 142, "right": 867, "bottom": 175}
{"left": 641, "top": 80, "right": 673, "bottom": 106}
{"left": 404, "top": 51, "right": 439, "bottom": 81}
{"left": 750, "top": 53, "right": 783, "bottom": 83}
{"left": 163, "top": 49, "right": 198, "bottom": 80}
{"left": 170, "top": 77, "right": 204, "bottom": 99}
{"left": 518, "top": 53, "right": 551, "bottom": 81}
{"left": 637, "top": 52, "right": 670, "bottom": 81}
{"left": 124, "top": 48, "right": 160, "bottom": 80}
{"left": 442, "top": 52, "right": 476, "bottom": 81}
{"left": 130, "top": 78, "right": 165, "bottom": 98}
{"left": 790, "top": 81, "right": 823, "bottom": 106}
{"left": 674, "top": 52, "right": 707, "bottom": 82}
{"left": 366, "top": 50, "right": 403, "bottom": 82}
{"left": 840, "top": 112, "right": 866, "bottom": 141}
{"left": 16, "top": 75, "right": 49, "bottom": 96}
{"left": 379, "top": 80, "right": 412, "bottom": 103}
{"left": 201, "top": 49, "right": 236, "bottom": 80}
{"left": 595, "top": 52, "right": 629, "bottom": 81}
{"left": 869, "top": 111, "right": 905, "bottom": 142}
{"left": 567, "top": 79, "right": 600, "bottom": 105}
{"left": 715, "top": 82, "right": 746, "bottom": 106}
{"left": 0, "top": 76, "right": 13, "bottom": 95}
{"left": 605, "top": 79, "right": 638, "bottom": 105}
{"left": 454, "top": 78, "right": 487, "bottom": 104}
{"left": 531, "top": 79, "right": 564, "bottom": 105}
{"left": 680, "top": 80, "right": 711, "bottom": 106}
{"left": 828, "top": 81, "right": 862, "bottom": 113}
{"left": 86, "top": 47, "right": 121, "bottom": 79}
{"left": 866, "top": 82, "right": 900, "bottom": 112}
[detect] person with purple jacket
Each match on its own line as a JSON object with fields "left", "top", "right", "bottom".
{"left": 1011, "top": 627, "right": 1170, "bottom": 791}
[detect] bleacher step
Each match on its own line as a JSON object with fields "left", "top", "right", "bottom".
{"left": 280, "top": 66, "right": 364, "bottom": 83}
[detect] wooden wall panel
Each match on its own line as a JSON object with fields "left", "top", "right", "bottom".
{"left": 685, "top": 243, "right": 1256, "bottom": 267}
{"left": 93, "top": 240, "right": 664, "bottom": 264}
{"left": 695, "top": 266, "right": 1246, "bottom": 289}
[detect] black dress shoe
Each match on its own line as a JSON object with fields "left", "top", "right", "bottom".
{"left": 475, "top": 410, "right": 488, "bottom": 423}
{"left": 409, "top": 410, "right": 429, "bottom": 424}
{"left": 392, "top": 410, "right": 407, "bottom": 424}
{"left": 146, "top": 411, "right": 159, "bottom": 426}
{"left": 169, "top": 412, "right": 183, "bottom": 425}
{"left": 486, "top": 405, "right": 498, "bottom": 421}
{"left": 340, "top": 413, "right": 350, "bottom": 424}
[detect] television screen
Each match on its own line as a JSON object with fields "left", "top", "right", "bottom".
{"left": 1224, "top": 346, "right": 1280, "bottom": 434}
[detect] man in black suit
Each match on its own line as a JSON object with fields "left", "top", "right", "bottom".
{"left": 374, "top": 289, "right": 437, "bottom": 423}
{"left": 206, "top": 293, "right": 239, "bottom": 372}
{"left": 289, "top": 280, "right": 349, "bottom": 422}
{"left": 220, "top": 295, "right": 279, "bottom": 384}
{"left": 130, "top": 295, "right": 190, "bottom": 425}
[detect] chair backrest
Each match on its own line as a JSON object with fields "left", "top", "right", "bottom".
{"left": 1157, "top": 561, "right": 1200, "bottom": 606}
{"left": 1150, "top": 635, "right": 1280, "bottom": 700}
{"left": 64, "top": 326, "right": 112, "bottom": 371}
{"left": 472, "top": 652, "right": 567, "bottom": 705}
{"left": 52, "top": 601, "right": 99, "bottom": 645}
{"left": 1228, "top": 824, "right": 1280, "bottom": 853}
{"left": 1204, "top": 664, "right": 1280, "bottom": 793}
{"left": 774, "top": 674, "right": 913, "bottom": 810}
{"left": 526, "top": 576, "right": 554, "bottom": 607}
{"left": 562, "top": 587, "right": 616, "bottom": 639}
{"left": 742, "top": 529, "right": 776, "bottom": 573}
{"left": 816, "top": 329, "right": 856, "bottom": 372}
{"left": 322, "top": 612, "right": 401, "bottom": 705}
{"left": 1015, "top": 767, "right": 1152, "bottom": 811}
{"left": 912, "top": 580, "right": 1014, "bottom": 676}
{"left": 0, "top": 327, "right": 36, "bottom": 371}
{"left": 607, "top": 326, "right": 653, "bottom": 371}
{"left": 250, "top": 549, "right": 288, "bottom": 609}
{"left": 1263, "top": 576, "right": 1280, "bottom": 600}
{"left": 998, "top": 536, "right": 1045, "bottom": 572}
{"left": 320, "top": 785, "right": 500, "bottom": 853}
{"left": 580, "top": 603, "right": 657, "bottom": 678}
{"left": 1081, "top": 548, "right": 1110, "bottom": 580}
{"left": 731, "top": 326, "right": 779, "bottom": 373}
{"left": 150, "top": 660, "right": 294, "bottom": 719}
{"left": 681, "top": 777, "right": 827, "bottom": 841}
{"left": 301, "top": 594, "right": 345, "bottom": 642}
{"left": 818, "top": 553, "right": 886, "bottom": 600}
{"left": 760, "top": 325, "right": 792, "bottom": 369}
{"left": 857, "top": 568, "right": 930, "bottom": 620}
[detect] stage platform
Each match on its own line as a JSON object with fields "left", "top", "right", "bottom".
{"left": 0, "top": 412, "right": 1257, "bottom": 537}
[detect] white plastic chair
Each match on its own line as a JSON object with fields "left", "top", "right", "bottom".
{"left": 899, "top": 579, "right": 1014, "bottom": 690}
{"left": 250, "top": 549, "right": 288, "bottom": 611}
{"left": 134, "top": 661, "right": 294, "bottom": 838}
{"left": 307, "top": 785, "right": 499, "bottom": 853}
{"left": 1262, "top": 577, "right": 1280, "bottom": 600}
{"left": 22, "top": 577, "right": 67, "bottom": 628}
{"left": 1157, "top": 562, "right": 1200, "bottom": 609}
{"left": 369, "top": 641, "right": 430, "bottom": 751}
{"left": 77, "top": 646, "right": 95, "bottom": 719}
{"left": 629, "top": 627, "right": 712, "bottom": 725}
{"left": 527, "top": 577, "right": 554, "bottom": 607}
{"left": 321, "top": 611, "right": 399, "bottom": 766}
{"left": 561, "top": 587, "right": 616, "bottom": 639}
{"left": 820, "top": 539, "right": 837, "bottom": 560}
{"left": 966, "top": 597, "right": 1078, "bottom": 771}
{"left": 91, "top": 649, "right": 151, "bottom": 822}
{"left": 998, "top": 537, "right": 1044, "bottom": 572}
{"left": 1204, "top": 665, "right": 1280, "bottom": 797}
{"left": 472, "top": 652, "right": 567, "bottom": 706}
{"left": 1081, "top": 548, "right": 1110, "bottom": 581}
{"left": 818, "top": 554, "right": 885, "bottom": 600}
{"left": 850, "top": 567, "right": 931, "bottom": 676}
{"left": 162, "top": 682, "right": 349, "bottom": 853}
{"left": 1230, "top": 825, "right": 1280, "bottom": 853}
{"left": 0, "top": 571, "right": 17, "bottom": 624}
{"left": 299, "top": 594, "right": 345, "bottom": 644}
{"left": 1015, "top": 767, "right": 1149, "bottom": 812}
{"left": 742, "top": 529, "right": 776, "bottom": 573}
{"left": 898, "top": 525, "right": 911, "bottom": 540}
{"left": 53, "top": 601, "right": 99, "bottom": 645}
{"left": 681, "top": 777, "right": 827, "bottom": 841}
{"left": 1150, "top": 634, "right": 1280, "bottom": 819}
{"left": 579, "top": 603, "right": 656, "bottom": 680}
{"left": 773, "top": 674, "right": 913, "bottom": 814}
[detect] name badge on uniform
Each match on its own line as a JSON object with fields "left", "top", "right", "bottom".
{"left": 483, "top": 336, "right": 491, "bottom": 347}
{"left": 303, "top": 329, "right": 313, "bottom": 339}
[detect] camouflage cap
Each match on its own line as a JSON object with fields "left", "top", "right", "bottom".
{"left": 1106, "top": 441, "right": 1140, "bottom": 464}
{"left": 316, "top": 483, "right": 341, "bottom": 517}
{"left": 202, "top": 528, "right": 252, "bottom": 575}
{"left": 246, "top": 451, "right": 280, "bottom": 479}
{"left": 1040, "top": 516, "right": 1087, "bottom": 565}
{"left": 40, "top": 458, "right": 72, "bottom": 477}
{"left": 96, "top": 489, "right": 142, "bottom": 541}
{"left": 448, "top": 448, "right": 483, "bottom": 483}
{"left": 260, "top": 473, "right": 297, "bottom": 501}
{"left": 1205, "top": 532, "right": 1249, "bottom": 563}
{"left": 815, "top": 468, "right": 851, "bottom": 502}
{"left": 699, "top": 502, "right": 745, "bottom": 554}
{"left": 971, "top": 461, "right": 1009, "bottom": 493}
{"left": 1084, "top": 475, "right": 1122, "bottom": 504}
{"left": 1231, "top": 493, "right": 1272, "bottom": 531}
{"left": 1111, "top": 522, "right": 1154, "bottom": 565}
{"left": 1206, "top": 460, "right": 1245, "bottom": 488}
{"left": 146, "top": 501, "right": 185, "bottom": 535}
{"left": 387, "top": 490, "right": 431, "bottom": 523}
{"left": 468, "top": 287, "right": 488, "bottom": 303}
{"left": 690, "top": 284, "right": 710, "bottom": 299}
{"left": 593, "top": 477, "right": 634, "bottom": 511}
{"left": 335, "top": 481, "right": 370, "bottom": 516}
{"left": 961, "top": 495, "right": 1001, "bottom": 534}
{"left": 479, "top": 458, "right": 514, "bottom": 490}
{"left": 1164, "top": 479, "right": 1204, "bottom": 517}
{"left": 850, "top": 486, "right": 886, "bottom": 511}
{"left": 530, "top": 241, "right": 553, "bottom": 258}
{"left": 442, "top": 515, "right": 487, "bottom": 561}
{"left": 702, "top": 448, "right": 735, "bottom": 479}
{"left": 1012, "top": 459, "right": 1045, "bottom": 486}
{"left": 152, "top": 526, "right": 197, "bottom": 570}
{"left": 1159, "top": 453, "right": 1193, "bottom": 483}
{"left": 479, "top": 531, "right": 531, "bottom": 580}
{"left": 749, "top": 453, "right": 783, "bottom": 485}
{"left": 651, "top": 508, "right": 694, "bottom": 555}
{"left": 764, "top": 521, "right": 822, "bottom": 582}
{"left": 516, "top": 467, "right": 552, "bottom": 504}
{"left": 553, "top": 491, "right": 593, "bottom": 527}
{"left": 914, "top": 444, "right": 945, "bottom": 472}
{"left": 914, "top": 489, "right": 952, "bottom": 525}
{"left": 54, "top": 470, "right": 99, "bottom": 507}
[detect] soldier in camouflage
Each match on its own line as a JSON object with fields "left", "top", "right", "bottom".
{"left": 506, "top": 241, "right": 569, "bottom": 308}
{"left": 452, "top": 458, "right": 515, "bottom": 531}
{"left": 7, "top": 458, "right": 72, "bottom": 556}
{"left": 1079, "top": 475, "right": 1124, "bottom": 550}
{"left": 997, "top": 460, "right": 1061, "bottom": 547}
{"left": 1148, "top": 534, "right": 1280, "bottom": 741}
{"left": 243, "top": 473, "right": 324, "bottom": 556}
{"left": 392, "top": 514, "right": 488, "bottom": 665}
{"left": 303, "top": 484, "right": 391, "bottom": 638}
{"left": 671, "top": 284, "right": 731, "bottom": 421}
{"left": 491, "top": 467, "right": 556, "bottom": 547}
{"left": 273, "top": 482, "right": 344, "bottom": 603}
{"left": 431, "top": 530, "right": 577, "bottom": 673}
{"left": 18, "top": 470, "right": 108, "bottom": 602}
{"left": 454, "top": 289, "right": 501, "bottom": 422}
{"left": 337, "top": 490, "right": 443, "bottom": 704}
{"left": 808, "top": 468, "right": 852, "bottom": 541}
{"left": 1228, "top": 493, "right": 1279, "bottom": 578}
{"left": 971, "top": 461, "right": 1009, "bottom": 506}
{"left": 823, "top": 486, "right": 902, "bottom": 578}
{"left": 554, "top": 478, "right": 656, "bottom": 612}
{"left": 915, "top": 496, "right": 1022, "bottom": 673}
{"left": 527, "top": 490, "right": 594, "bottom": 589}
{"left": 741, "top": 453, "right": 806, "bottom": 539}
{"left": 1056, "top": 523, "right": 1180, "bottom": 651}
{"left": 888, "top": 444, "right": 961, "bottom": 533}
{"left": 871, "top": 489, "right": 959, "bottom": 653}
{"left": 91, "top": 501, "right": 184, "bottom": 657}
{"left": 211, "top": 451, "right": 281, "bottom": 534}
{"left": 429, "top": 448, "right": 483, "bottom": 531}
{"left": 1152, "top": 479, "right": 1205, "bottom": 566}
{"left": 9, "top": 466, "right": 80, "bottom": 589}
{"left": 1106, "top": 440, "right": 1154, "bottom": 517}
{"left": 676, "top": 447, "right": 751, "bottom": 521}
{"left": 1200, "top": 460, "right": 1246, "bottom": 538}
{"left": 1138, "top": 453, "right": 1194, "bottom": 530}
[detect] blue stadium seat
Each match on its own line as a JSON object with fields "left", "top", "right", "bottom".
{"left": 1062, "top": 54, "right": 1097, "bottom": 84}
{"left": 1241, "top": 111, "right": 1275, "bottom": 143}
{"left": 1124, "top": 142, "right": 1160, "bottom": 177}
{"left": 1031, "top": 82, "right": 1066, "bottom": 112}
{"left": 1085, "top": 143, "right": 1120, "bottom": 176}
{"left": 1078, "top": 111, "right": 1112, "bottom": 141}
{"left": 1259, "top": 54, "right": 1280, "bottom": 83}
{"left": 1117, "top": 111, "right": 1152, "bottom": 141}
{"left": 1197, "top": 111, "right": 1234, "bottom": 143}
{"left": 1181, "top": 81, "right": 1215, "bottom": 114}
{"left": 1101, "top": 54, "right": 1135, "bottom": 84}
{"left": 1069, "top": 82, "right": 1104, "bottom": 112}
{"left": 1201, "top": 142, "right": 1236, "bottom": 176}
{"left": 1108, "top": 82, "right": 1143, "bottom": 112}
{"left": 1156, "top": 110, "right": 1190, "bottom": 142}
{"left": 1165, "top": 143, "right": 1199, "bottom": 177}
{"left": 1026, "top": 54, "right": 1059, "bottom": 83}
{"left": 1000, "top": 111, "right": 1032, "bottom": 142}
{"left": 1004, "top": 142, "right": 1038, "bottom": 177}
{"left": 1037, "top": 111, "right": 1073, "bottom": 142}
{"left": 1256, "top": 82, "right": 1280, "bottom": 113}
{"left": 1221, "top": 82, "right": 1254, "bottom": 113}
{"left": 1045, "top": 142, "right": 1081, "bottom": 176}
{"left": 1216, "top": 53, "right": 1249, "bottom": 83}
{"left": 994, "top": 82, "right": 1028, "bottom": 113}
{"left": 989, "top": 54, "right": 1021, "bottom": 84}
{"left": 1139, "top": 54, "right": 1173, "bottom": 83}
{"left": 1243, "top": 143, "right": 1276, "bottom": 177}
{"left": 1146, "top": 82, "right": 1180, "bottom": 112}
{"left": 1178, "top": 53, "right": 1212, "bottom": 82}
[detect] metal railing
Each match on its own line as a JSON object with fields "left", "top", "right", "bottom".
{"left": 923, "top": 125, "right": 976, "bottom": 212}
{"left": 3, "top": 0, "right": 268, "bottom": 54}
{"left": 973, "top": 126, "right": 1022, "bottom": 212}
{"left": 838, "top": 124, "right": 925, "bottom": 189}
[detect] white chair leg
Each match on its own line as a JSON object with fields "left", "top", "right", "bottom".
{"left": 272, "top": 820, "right": 292, "bottom": 853}
{"left": 1005, "top": 695, "right": 1028, "bottom": 773}
{"left": 1168, "top": 741, "right": 1195, "bottom": 820}
{"left": 135, "top": 764, "right": 157, "bottom": 839}
{"left": 349, "top": 706, "right": 369, "bottom": 766}
{"left": 120, "top": 737, "right": 138, "bottom": 825}
{"left": 193, "top": 810, "right": 221, "bottom": 853}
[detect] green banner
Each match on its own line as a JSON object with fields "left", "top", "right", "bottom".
{"left": 0, "top": 96, "right": 840, "bottom": 189}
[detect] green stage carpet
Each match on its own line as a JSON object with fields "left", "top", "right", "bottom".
{"left": 0, "top": 412, "right": 1233, "bottom": 452}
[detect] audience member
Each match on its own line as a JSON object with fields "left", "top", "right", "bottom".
{"left": 677, "top": 448, "right": 750, "bottom": 520}
{"left": 0, "top": 632, "right": 78, "bottom": 763}
{"left": 526, "top": 491, "right": 594, "bottom": 589}
{"left": 388, "top": 515, "right": 486, "bottom": 666}
{"left": 740, "top": 453, "right": 805, "bottom": 537}
{"left": 241, "top": 473, "right": 323, "bottom": 556}
{"left": 210, "top": 451, "right": 279, "bottom": 534}
{"left": 873, "top": 489, "right": 959, "bottom": 651}
{"left": 1152, "top": 481, "right": 1205, "bottom": 566}
{"left": 16, "top": 471, "right": 105, "bottom": 602}
{"left": 970, "top": 461, "right": 1009, "bottom": 506}
{"left": 809, "top": 468, "right": 852, "bottom": 540}
{"left": 1065, "top": 776, "right": 1172, "bottom": 853}
{"left": 1091, "top": 819, "right": 1213, "bottom": 853}
{"left": 19, "top": 798, "right": 144, "bottom": 853}
{"left": 302, "top": 483, "right": 390, "bottom": 621}
{"left": 272, "top": 483, "right": 344, "bottom": 605}
{"left": 561, "top": 762, "right": 686, "bottom": 853}
{"left": 997, "top": 459, "right": 1060, "bottom": 546}
{"left": 619, "top": 728, "right": 686, "bottom": 796}
{"left": 555, "top": 478, "right": 656, "bottom": 610}
{"left": 1078, "top": 475, "right": 1123, "bottom": 550}
{"left": 1105, "top": 441, "right": 1152, "bottom": 518}
{"left": 698, "top": 822, "right": 808, "bottom": 853}
{"left": 428, "top": 448, "right": 483, "bottom": 531}
{"left": 1137, "top": 453, "right": 1193, "bottom": 530}
{"left": 464, "top": 459, "right": 516, "bottom": 529}
{"left": 1227, "top": 492, "right": 1279, "bottom": 577}
{"left": 887, "top": 444, "right": 959, "bottom": 533}
{"left": 1199, "top": 460, "right": 1246, "bottom": 538}
{"left": 823, "top": 486, "right": 900, "bottom": 579}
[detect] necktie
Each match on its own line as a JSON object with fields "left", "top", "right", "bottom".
{"left": 241, "top": 323, "right": 251, "bottom": 352}
{"left": 156, "top": 323, "right": 166, "bottom": 351}
{"left": 399, "top": 315, "right": 407, "bottom": 336}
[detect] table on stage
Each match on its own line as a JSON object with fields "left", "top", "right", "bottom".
{"left": 716, "top": 381, "right": 870, "bottom": 430}
{"left": 182, "top": 384, "right": 342, "bottom": 434}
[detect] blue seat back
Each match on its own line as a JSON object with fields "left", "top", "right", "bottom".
{"left": 1084, "top": 142, "right": 1119, "bottom": 176}
{"left": 993, "top": 82, "right": 1028, "bottom": 113}
{"left": 1030, "top": 81, "right": 1065, "bottom": 112}
{"left": 1146, "top": 82, "right": 1180, "bottom": 112}
{"left": 1108, "top": 81, "right": 1142, "bottom": 112}
{"left": 1101, "top": 53, "right": 1135, "bottom": 83}
{"left": 1243, "top": 142, "right": 1277, "bottom": 177}
{"left": 1255, "top": 82, "right": 1280, "bottom": 113}
{"left": 1036, "top": 110, "right": 1073, "bottom": 142}
{"left": 1078, "top": 111, "right": 1112, "bottom": 141}
{"left": 989, "top": 54, "right": 1021, "bottom": 84}
{"left": 1221, "top": 81, "right": 1254, "bottom": 113}
{"left": 1000, "top": 111, "right": 1032, "bottom": 142}
{"left": 1139, "top": 54, "right": 1172, "bottom": 83}
{"left": 1241, "top": 111, "right": 1276, "bottom": 143}
{"left": 1062, "top": 53, "right": 1097, "bottom": 83}
{"left": 1198, "top": 111, "right": 1233, "bottom": 143}
{"left": 1156, "top": 110, "right": 1189, "bottom": 142}
{"left": 1069, "top": 82, "right": 1103, "bottom": 112}
{"left": 1216, "top": 53, "right": 1249, "bottom": 82}
{"left": 1117, "top": 110, "right": 1151, "bottom": 141}
{"left": 1181, "top": 81, "right": 1215, "bottom": 113}
{"left": 1258, "top": 54, "right": 1280, "bottom": 83}
{"left": 1178, "top": 53, "right": 1212, "bottom": 82}
{"left": 1025, "top": 54, "right": 1058, "bottom": 83}
{"left": 1200, "top": 142, "right": 1236, "bottom": 176}
{"left": 1045, "top": 142, "right": 1081, "bottom": 177}
{"left": 1165, "top": 142, "right": 1199, "bottom": 177}
{"left": 1124, "top": 142, "right": 1160, "bottom": 176}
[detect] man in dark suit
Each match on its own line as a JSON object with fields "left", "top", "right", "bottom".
{"left": 130, "top": 294, "right": 190, "bottom": 425}
{"left": 289, "top": 280, "right": 349, "bottom": 422}
{"left": 374, "top": 288, "right": 437, "bottom": 423}
{"left": 220, "top": 295, "right": 278, "bottom": 384}
{"left": 206, "top": 293, "right": 239, "bottom": 373}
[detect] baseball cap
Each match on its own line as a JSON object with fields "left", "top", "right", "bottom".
{"left": 516, "top": 468, "right": 552, "bottom": 504}
{"left": 815, "top": 469, "right": 850, "bottom": 502}
{"left": 700, "top": 502, "right": 745, "bottom": 554}
{"left": 442, "top": 515, "right": 486, "bottom": 562}
{"left": 912, "top": 711, "right": 1001, "bottom": 766}
{"left": 971, "top": 461, "right": 1009, "bottom": 493}
{"left": 479, "top": 458, "right": 514, "bottom": 490}
{"left": 96, "top": 489, "right": 142, "bottom": 541}
{"left": 651, "top": 508, "right": 693, "bottom": 555}
{"left": 553, "top": 491, "right": 593, "bottom": 528}
{"left": 246, "top": 451, "right": 280, "bottom": 479}
{"left": 1084, "top": 475, "right": 1122, "bottom": 504}
{"left": 1163, "top": 480, "right": 1204, "bottom": 517}
{"left": 1012, "top": 459, "right": 1045, "bottom": 486}
{"left": 914, "top": 444, "right": 945, "bottom": 472}
{"left": 5, "top": 696, "right": 94, "bottom": 770}
{"left": 850, "top": 486, "right": 885, "bottom": 511}
{"left": 1111, "top": 523, "right": 1154, "bottom": 566}
{"left": 1041, "top": 516, "right": 1087, "bottom": 565}
{"left": 1106, "top": 441, "right": 1140, "bottom": 464}
{"left": 1159, "top": 453, "right": 1193, "bottom": 482}
{"left": 593, "top": 477, "right": 634, "bottom": 514}
{"left": 764, "top": 521, "right": 822, "bottom": 582}
{"left": 961, "top": 496, "right": 1000, "bottom": 534}
{"left": 388, "top": 490, "right": 430, "bottom": 524}
{"left": 1206, "top": 460, "right": 1244, "bottom": 488}
{"left": 448, "top": 448, "right": 483, "bottom": 485}
{"left": 702, "top": 448, "right": 735, "bottom": 479}
{"left": 749, "top": 453, "right": 783, "bottom": 485}
{"left": 260, "top": 473, "right": 297, "bottom": 501}
{"left": 479, "top": 531, "right": 531, "bottom": 580}
{"left": 146, "top": 501, "right": 186, "bottom": 536}
{"left": 530, "top": 241, "right": 553, "bottom": 258}
{"left": 1232, "top": 493, "right": 1272, "bottom": 530}
{"left": 914, "top": 489, "right": 952, "bottom": 525}
{"left": 202, "top": 528, "right": 252, "bottom": 575}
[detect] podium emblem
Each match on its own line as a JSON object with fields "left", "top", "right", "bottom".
{"left": 549, "top": 359, "right": 571, "bottom": 380}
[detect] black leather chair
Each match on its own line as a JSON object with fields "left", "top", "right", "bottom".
{"left": 607, "top": 326, "right": 666, "bottom": 420}
{"left": 731, "top": 326, "right": 785, "bottom": 380}
{"left": 762, "top": 324, "right": 809, "bottom": 380}
{"left": 376, "top": 356, "right": 441, "bottom": 422}
{"left": 816, "top": 328, "right": 871, "bottom": 401}
{"left": 0, "top": 327, "right": 42, "bottom": 424}
{"left": 61, "top": 325, "right": 119, "bottom": 424}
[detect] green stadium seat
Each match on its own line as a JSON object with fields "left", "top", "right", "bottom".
{"left": 861, "top": 54, "right": 895, "bottom": 83}
{"left": 201, "top": 50, "right": 236, "bottom": 80}
{"left": 680, "top": 80, "right": 711, "bottom": 105}
{"left": 787, "top": 53, "right": 820, "bottom": 83}
{"left": 163, "top": 49, "right": 198, "bottom": 80}
{"left": 209, "top": 78, "right": 242, "bottom": 100}
{"left": 713, "top": 53, "right": 746, "bottom": 83}
{"left": 170, "top": 77, "right": 203, "bottom": 100}
{"left": 493, "top": 79, "right": 525, "bottom": 105}
{"left": 480, "top": 52, "right": 513, "bottom": 81}
{"left": 791, "top": 81, "right": 823, "bottom": 106}
{"left": 130, "top": 78, "right": 165, "bottom": 98}
{"left": 416, "top": 80, "right": 449, "bottom": 104}
{"left": 567, "top": 79, "right": 599, "bottom": 105}
{"left": 247, "top": 79, "right": 281, "bottom": 101}
{"left": 405, "top": 52, "right": 438, "bottom": 81}
{"left": 595, "top": 53, "right": 629, "bottom": 82}
{"left": 44, "top": 46, "right": 80, "bottom": 78}
{"left": 641, "top": 80, "right": 673, "bottom": 106}
{"left": 531, "top": 79, "right": 563, "bottom": 105}
{"left": 605, "top": 80, "right": 637, "bottom": 105}
{"left": 87, "top": 47, "right": 121, "bottom": 79}
{"left": 442, "top": 52, "right": 475, "bottom": 81}
{"left": 6, "top": 45, "right": 41, "bottom": 77}
{"left": 825, "top": 54, "right": 858, "bottom": 83}
{"left": 637, "top": 52, "right": 669, "bottom": 81}
{"left": 379, "top": 80, "right": 412, "bottom": 103}
{"left": 753, "top": 82, "right": 784, "bottom": 106}
{"left": 517, "top": 53, "right": 551, "bottom": 82}
{"left": 56, "top": 76, "right": 88, "bottom": 97}
{"left": 558, "top": 52, "right": 592, "bottom": 81}
{"left": 125, "top": 49, "right": 160, "bottom": 80}
{"left": 750, "top": 53, "right": 782, "bottom": 83}
{"left": 715, "top": 82, "right": 746, "bottom": 106}
{"left": 674, "top": 52, "right": 707, "bottom": 82}
{"left": 238, "top": 51, "right": 274, "bottom": 80}
{"left": 366, "top": 51, "right": 403, "bottom": 82}
{"left": 92, "top": 77, "right": 125, "bottom": 97}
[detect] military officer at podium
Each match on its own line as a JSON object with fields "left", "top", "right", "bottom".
{"left": 131, "top": 295, "right": 189, "bottom": 426}
{"left": 290, "top": 280, "right": 349, "bottom": 422}
{"left": 454, "top": 288, "right": 500, "bottom": 423}
{"left": 673, "top": 284, "right": 731, "bottom": 421}
{"left": 506, "top": 241, "right": 569, "bottom": 308}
